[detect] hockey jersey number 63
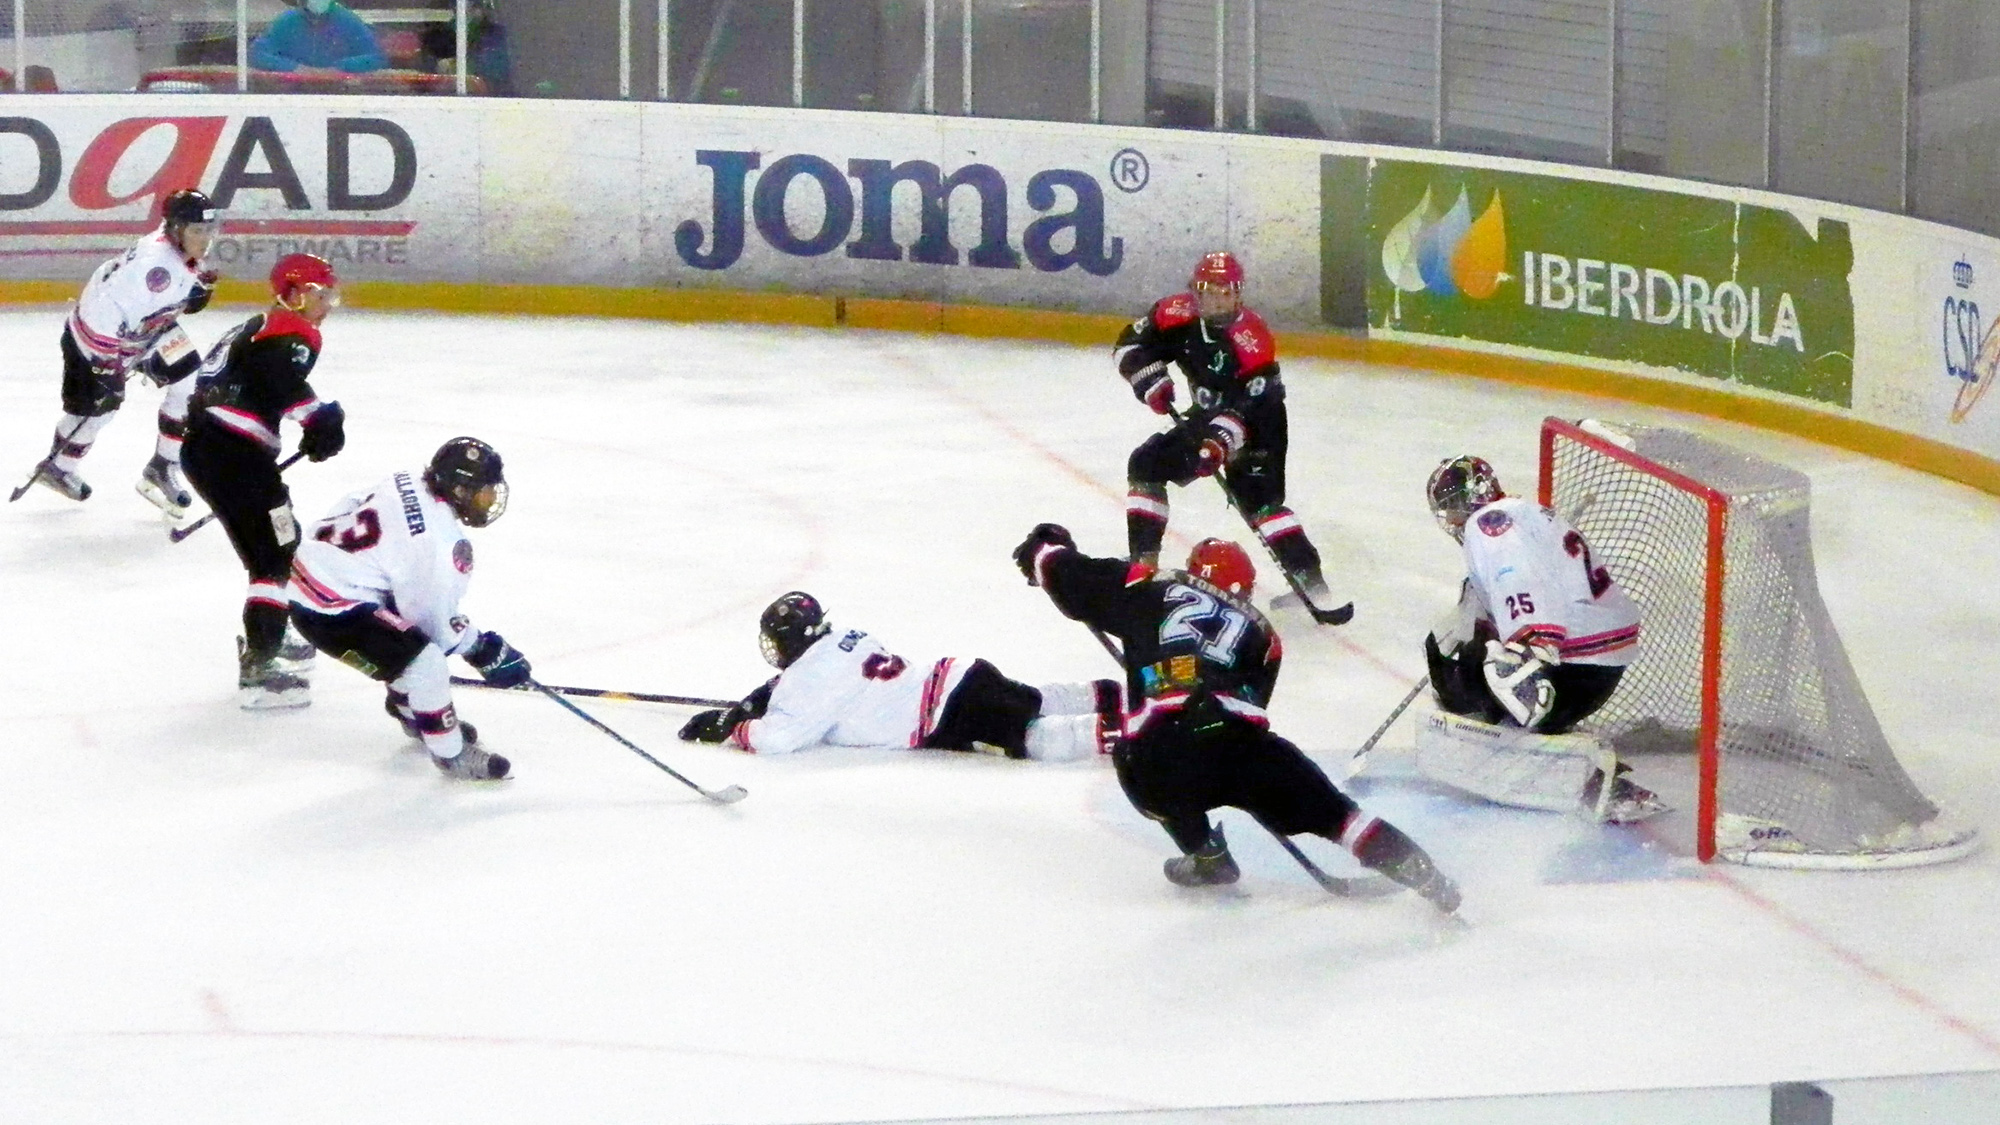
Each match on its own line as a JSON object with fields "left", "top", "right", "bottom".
{"left": 1461, "top": 496, "right": 1639, "bottom": 666}
{"left": 288, "top": 469, "right": 481, "bottom": 657}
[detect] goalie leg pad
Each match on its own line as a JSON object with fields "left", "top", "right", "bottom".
{"left": 1415, "top": 711, "right": 1617, "bottom": 814}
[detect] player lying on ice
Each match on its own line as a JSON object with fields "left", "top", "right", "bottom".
{"left": 676, "top": 591, "right": 1120, "bottom": 761}
{"left": 1013, "top": 525, "right": 1461, "bottom": 913}
{"left": 287, "top": 437, "right": 527, "bottom": 780}
{"left": 1416, "top": 455, "right": 1664, "bottom": 823}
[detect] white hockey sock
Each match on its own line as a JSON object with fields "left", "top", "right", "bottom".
{"left": 1036, "top": 682, "right": 1099, "bottom": 716}
{"left": 155, "top": 377, "right": 193, "bottom": 462}
{"left": 1022, "top": 714, "right": 1101, "bottom": 762}
{"left": 52, "top": 412, "right": 112, "bottom": 471}
{"left": 391, "top": 646, "right": 464, "bottom": 759}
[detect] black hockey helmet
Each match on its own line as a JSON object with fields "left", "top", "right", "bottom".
{"left": 162, "top": 188, "right": 218, "bottom": 228}
{"left": 1426, "top": 455, "right": 1504, "bottom": 541}
{"left": 759, "top": 591, "right": 829, "bottom": 669}
{"left": 424, "top": 437, "right": 508, "bottom": 527}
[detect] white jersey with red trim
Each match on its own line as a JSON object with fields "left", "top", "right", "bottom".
{"left": 287, "top": 469, "right": 480, "bottom": 657}
{"left": 68, "top": 229, "right": 208, "bottom": 370}
{"left": 730, "top": 627, "right": 971, "bottom": 755}
{"left": 1461, "top": 496, "right": 1640, "bottom": 666}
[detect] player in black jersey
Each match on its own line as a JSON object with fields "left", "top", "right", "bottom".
{"left": 1115, "top": 252, "right": 1331, "bottom": 606}
{"left": 181, "top": 253, "right": 347, "bottom": 709}
{"left": 1013, "top": 524, "right": 1459, "bottom": 912}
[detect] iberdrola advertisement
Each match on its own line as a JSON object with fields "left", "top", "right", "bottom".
{"left": 1342, "top": 156, "right": 1857, "bottom": 408}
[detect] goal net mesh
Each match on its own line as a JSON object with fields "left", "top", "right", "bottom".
{"left": 1542, "top": 418, "right": 1975, "bottom": 867}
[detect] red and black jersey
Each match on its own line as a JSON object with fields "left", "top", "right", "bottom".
{"left": 1024, "top": 543, "right": 1283, "bottom": 737}
{"left": 1115, "top": 294, "right": 1284, "bottom": 430}
{"left": 190, "top": 310, "right": 326, "bottom": 453}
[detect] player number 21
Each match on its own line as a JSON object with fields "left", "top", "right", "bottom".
{"left": 1160, "top": 585, "right": 1250, "bottom": 665}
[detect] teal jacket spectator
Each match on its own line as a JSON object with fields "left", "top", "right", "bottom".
{"left": 250, "top": 0, "right": 387, "bottom": 73}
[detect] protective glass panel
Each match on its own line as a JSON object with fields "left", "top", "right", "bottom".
{"left": 1771, "top": 0, "right": 1905, "bottom": 211}
{"left": 1254, "top": 0, "right": 1437, "bottom": 143}
{"left": 1910, "top": 0, "right": 2000, "bottom": 237}
{"left": 1442, "top": 0, "right": 1610, "bottom": 165}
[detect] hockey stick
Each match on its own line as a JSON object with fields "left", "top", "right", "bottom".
{"left": 1350, "top": 675, "right": 1431, "bottom": 764}
{"left": 1083, "top": 622, "right": 1391, "bottom": 897}
{"left": 451, "top": 675, "right": 733, "bottom": 709}
{"left": 9, "top": 412, "right": 98, "bottom": 502}
{"left": 168, "top": 450, "right": 307, "bottom": 543}
{"left": 1166, "top": 406, "right": 1353, "bottom": 626}
{"left": 532, "top": 681, "right": 747, "bottom": 804}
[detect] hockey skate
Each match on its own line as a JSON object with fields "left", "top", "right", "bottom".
{"left": 1164, "top": 825, "right": 1240, "bottom": 886}
{"left": 276, "top": 624, "right": 317, "bottom": 674}
{"left": 1583, "top": 764, "right": 1669, "bottom": 825}
{"left": 135, "top": 455, "right": 191, "bottom": 517}
{"left": 238, "top": 637, "right": 309, "bottom": 710}
{"left": 430, "top": 744, "right": 509, "bottom": 780}
{"left": 28, "top": 459, "right": 91, "bottom": 502}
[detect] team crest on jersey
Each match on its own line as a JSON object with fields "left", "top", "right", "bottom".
{"left": 1476, "top": 508, "right": 1514, "bottom": 536}
{"left": 145, "top": 266, "right": 171, "bottom": 293}
{"left": 452, "top": 539, "right": 474, "bottom": 574}
{"left": 291, "top": 342, "right": 311, "bottom": 367}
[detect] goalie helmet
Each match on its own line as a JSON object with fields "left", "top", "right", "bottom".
{"left": 1187, "top": 537, "right": 1255, "bottom": 597}
{"left": 1427, "top": 455, "right": 1504, "bottom": 541}
{"left": 424, "top": 436, "right": 508, "bottom": 527}
{"left": 759, "top": 591, "right": 830, "bottom": 669}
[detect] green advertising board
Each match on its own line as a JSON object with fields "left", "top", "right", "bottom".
{"left": 1322, "top": 155, "right": 1856, "bottom": 407}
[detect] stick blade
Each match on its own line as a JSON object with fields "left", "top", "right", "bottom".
{"left": 706, "top": 785, "right": 749, "bottom": 805}
{"left": 1310, "top": 601, "right": 1355, "bottom": 626}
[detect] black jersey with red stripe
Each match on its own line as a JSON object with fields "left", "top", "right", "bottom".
{"left": 1115, "top": 294, "right": 1284, "bottom": 429}
{"left": 190, "top": 309, "right": 325, "bottom": 452}
{"left": 1027, "top": 544, "right": 1283, "bottom": 734}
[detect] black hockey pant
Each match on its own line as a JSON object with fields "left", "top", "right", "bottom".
{"left": 1125, "top": 413, "right": 1320, "bottom": 577}
{"left": 920, "top": 658, "right": 1042, "bottom": 757}
{"left": 1112, "top": 710, "right": 1359, "bottom": 855}
{"left": 1425, "top": 632, "right": 1627, "bottom": 735}
{"left": 183, "top": 419, "right": 296, "bottom": 659}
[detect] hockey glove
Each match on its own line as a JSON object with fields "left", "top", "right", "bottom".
{"left": 1193, "top": 437, "right": 1226, "bottom": 478}
{"left": 1123, "top": 359, "right": 1174, "bottom": 414}
{"left": 1012, "top": 522, "right": 1075, "bottom": 585}
{"left": 740, "top": 676, "right": 779, "bottom": 721}
{"left": 465, "top": 631, "right": 532, "bottom": 688}
{"left": 184, "top": 270, "right": 218, "bottom": 314}
{"left": 679, "top": 706, "right": 747, "bottom": 743}
{"left": 299, "top": 401, "right": 346, "bottom": 462}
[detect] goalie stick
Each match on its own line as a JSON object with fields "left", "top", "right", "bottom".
{"left": 452, "top": 676, "right": 733, "bottom": 709}
{"left": 1349, "top": 675, "right": 1431, "bottom": 767}
{"left": 168, "top": 450, "right": 307, "bottom": 542}
{"left": 1167, "top": 405, "right": 1353, "bottom": 626}
{"left": 532, "top": 681, "right": 747, "bottom": 804}
{"left": 1083, "top": 622, "right": 1395, "bottom": 898}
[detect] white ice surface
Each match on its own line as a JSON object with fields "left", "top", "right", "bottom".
{"left": 2, "top": 308, "right": 1998, "bottom": 1123}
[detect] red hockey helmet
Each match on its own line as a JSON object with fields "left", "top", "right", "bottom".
{"left": 1187, "top": 537, "right": 1255, "bottom": 597}
{"left": 1190, "top": 251, "right": 1244, "bottom": 291}
{"left": 270, "top": 252, "right": 339, "bottom": 306}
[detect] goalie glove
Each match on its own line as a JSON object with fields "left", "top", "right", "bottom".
{"left": 1430, "top": 579, "right": 1486, "bottom": 655}
{"left": 1483, "top": 639, "right": 1558, "bottom": 729}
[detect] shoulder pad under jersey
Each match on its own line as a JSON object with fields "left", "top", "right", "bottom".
{"left": 254, "top": 308, "right": 324, "bottom": 354}
{"left": 1228, "top": 309, "right": 1277, "bottom": 372}
{"left": 1152, "top": 293, "right": 1198, "bottom": 330}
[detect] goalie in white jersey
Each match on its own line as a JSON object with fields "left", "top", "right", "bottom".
{"left": 19, "top": 189, "right": 220, "bottom": 515}
{"left": 1418, "top": 455, "right": 1661, "bottom": 822}
{"left": 286, "top": 437, "right": 530, "bottom": 780}
{"left": 677, "top": 592, "right": 1119, "bottom": 761}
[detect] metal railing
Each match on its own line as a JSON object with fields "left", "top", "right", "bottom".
{"left": 4, "top": 0, "right": 1993, "bottom": 237}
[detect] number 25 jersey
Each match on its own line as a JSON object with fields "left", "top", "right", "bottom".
{"left": 1461, "top": 496, "right": 1640, "bottom": 666}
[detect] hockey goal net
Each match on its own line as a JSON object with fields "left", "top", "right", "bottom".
{"left": 1538, "top": 417, "right": 1977, "bottom": 868}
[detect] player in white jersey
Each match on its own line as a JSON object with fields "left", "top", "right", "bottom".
{"left": 677, "top": 592, "right": 1119, "bottom": 761}
{"left": 17, "top": 189, "right": 220, "bottom": 514}
{"left": 1423, "top": 454, "right": 1639, "bottom": 732}
{"left": 1419, "top": 455, "right": 1662, "bottom": 822}
{"left": 286, "top": 437, "right": 527, "bottom": 780}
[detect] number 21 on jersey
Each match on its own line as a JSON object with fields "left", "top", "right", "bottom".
{"left": 1160, "top": 584, "right": 1250, "bottom": 665}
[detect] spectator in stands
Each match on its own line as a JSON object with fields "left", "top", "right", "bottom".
{"left": 251, "top": 0, "right": 387, "bottom": 76}
{"left": 418, "top": 0, "right": 513, "bottom": 95}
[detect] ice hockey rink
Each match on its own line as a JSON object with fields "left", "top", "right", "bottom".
{"left": 3, "top": 306, "right": 1999, "bottom": 1123}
